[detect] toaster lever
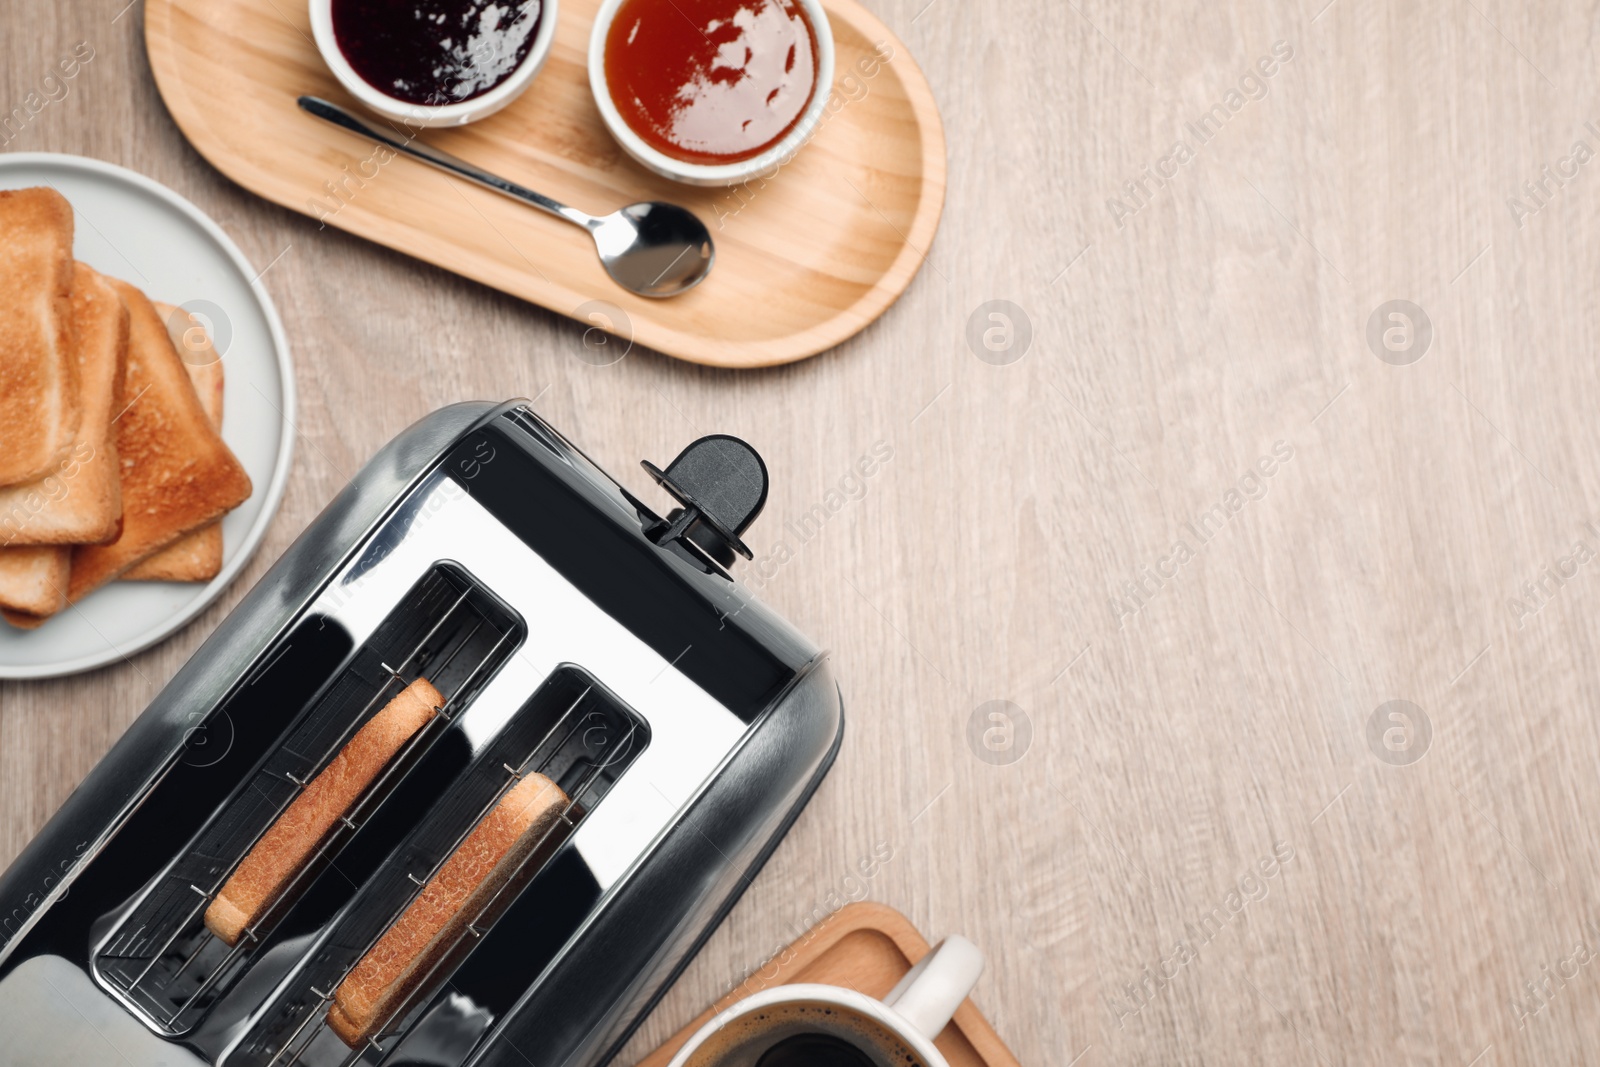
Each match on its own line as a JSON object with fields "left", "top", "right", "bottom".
{"left": 641, "top": 435, "right": 769, "bottom": 567}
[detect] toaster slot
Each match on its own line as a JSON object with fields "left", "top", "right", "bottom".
{"left": 92, "top": 564, "right": 524, "bottom": 1037}
{"left": 232, "top": 669, "right": 648, "bottom": 1067}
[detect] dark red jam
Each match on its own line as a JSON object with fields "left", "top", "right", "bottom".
{"left": 604, "top": 0, "right": 819, "bottom": 164}
{"left": 331, "top": 0, "right": 544, "bottom": 107}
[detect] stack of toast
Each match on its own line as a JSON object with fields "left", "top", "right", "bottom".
{"left": 0, "top": 187, "right": 252, "bottom": 629}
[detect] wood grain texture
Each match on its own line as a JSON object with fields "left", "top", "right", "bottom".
{"left": 142, "top": 0, "right": 946, "bottom": 368}
{"left": 3, "top": 1, "right": 1600, "bottom": 1064}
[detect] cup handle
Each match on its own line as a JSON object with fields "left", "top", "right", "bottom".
{"left": 882, "top": 935, "right": 985, "bottom": 1041}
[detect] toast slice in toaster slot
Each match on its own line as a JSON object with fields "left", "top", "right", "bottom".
{"left": 327, "top": 771, "right": 569, "bottom": 1047}
{"left": 204, "top": 677, "right": 444, "bottom": 947}
{"left": 89, "top": 564, "right": 524, "bottom": 1037}
{"left": 231, "top": 670, "right": 648, "bottom": 1067}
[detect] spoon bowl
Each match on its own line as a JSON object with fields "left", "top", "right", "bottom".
{"left": 593, "top": 202, "right": 714, "bottom": 297}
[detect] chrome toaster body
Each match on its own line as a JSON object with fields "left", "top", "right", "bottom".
{"left": 0, "top": 402, "right": 843, "bottom": 1067}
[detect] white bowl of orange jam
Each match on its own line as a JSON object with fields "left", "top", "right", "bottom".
{"left": 588, "top": 0, "right": 835, "bottom": 186}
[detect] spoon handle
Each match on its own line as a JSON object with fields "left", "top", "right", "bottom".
{"left": 297, "top": 96, "right": 595, "bottom": 230}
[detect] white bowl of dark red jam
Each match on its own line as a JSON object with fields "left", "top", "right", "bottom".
{"left": 588, "top": 0, "right": 835, "bottom": 186}
{"left": 310, "top": 0, "right": 559, "bottom": 128}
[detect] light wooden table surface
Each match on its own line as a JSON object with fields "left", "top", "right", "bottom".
{"left": 5, "top": 1, "right": 1600, "bottom": 1064}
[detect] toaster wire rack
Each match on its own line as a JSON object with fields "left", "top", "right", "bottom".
{"left": 93, "top": 566, "right": 525, "bottom": 1036}
{"left": 262, "top": 685, "right": 644, "bottom": 1067}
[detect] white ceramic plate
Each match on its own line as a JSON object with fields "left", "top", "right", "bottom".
{"left": 0, "top": 154, "right": 295, "bottom": 679}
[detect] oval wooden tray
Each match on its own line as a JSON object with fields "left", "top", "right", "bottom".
{"left": 144, "top": 0, "right": 946, "bottom": 368}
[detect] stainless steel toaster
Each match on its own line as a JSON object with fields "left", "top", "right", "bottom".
{"left": 0, "top": 401, "right": 843, "bottom": 1067}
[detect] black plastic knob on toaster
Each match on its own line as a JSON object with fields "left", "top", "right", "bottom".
{"left": 642, "top": 435, "right": 769, "bottom": 567}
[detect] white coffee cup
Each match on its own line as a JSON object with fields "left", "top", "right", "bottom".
{"left": 667, "top": 936, "right": 986, "bottom": 1067}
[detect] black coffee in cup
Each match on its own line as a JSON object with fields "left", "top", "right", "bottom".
{"left": 754, "top": 1033, "right": 877, "bottom": 1067}
{"left": 684, "top": 1001, "right": 926, "bottom": 1067}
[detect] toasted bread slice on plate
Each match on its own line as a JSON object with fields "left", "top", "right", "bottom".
{"left": 124, "top": 302, "right": 224, "bottom": 582}
{"left": 0, "top": 547, "right": 70, "bottom": 625}
{"left": 68, "top": 280, "right": 251, "bottom": 603}
{"left": 119, "top": 530, "right": 221, "bottom": 583}
{"left": 0, "top": 262, "right": 128, "bottom": 547}
{"left": 0, "top": 263, "right": 130, "bottom": 629}
{"left": 0, "top": 188, "right": 81, "bottom": 488}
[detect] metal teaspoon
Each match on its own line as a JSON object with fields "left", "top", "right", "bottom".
{"left": 298, "top": 96, "right": 715, "bottom": 298}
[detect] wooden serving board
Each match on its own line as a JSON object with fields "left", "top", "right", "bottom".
{"left": 143, "top": 0, "right": 946, "bottom": 368}
{"left": 634, "top": 902, "right": 1020, "bottom": 1067}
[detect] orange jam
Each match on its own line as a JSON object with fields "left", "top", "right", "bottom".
{"left": 604, "top": 0, "right": 819, "bottom": 164}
